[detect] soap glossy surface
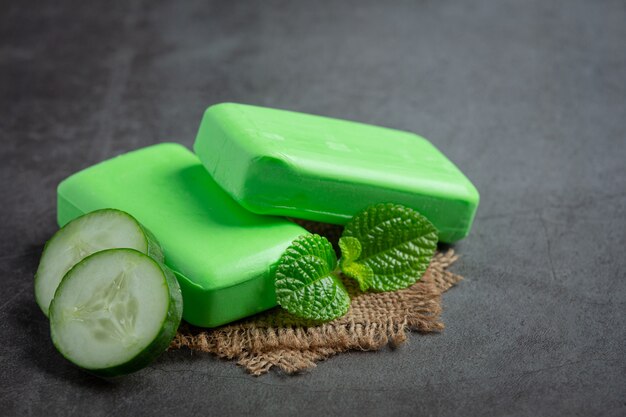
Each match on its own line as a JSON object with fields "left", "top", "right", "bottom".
{"left": 57, "top": 143, "right": 307, "bottom": 327}
{"left": 194, "top": 103, "right": 480, "bottom": 242}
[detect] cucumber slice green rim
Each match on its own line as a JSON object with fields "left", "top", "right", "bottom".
{"left": 49, "top": 248, "right": 182, "bottom": 377}
{"left": 35, "top": 208, "right": 164, "bottom": 317}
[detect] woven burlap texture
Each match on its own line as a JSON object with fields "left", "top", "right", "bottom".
{"left": 170, "top": 222, "right": 462, "bottom": 375}
{"left": 170, "top": 252, "right": 461, "bottom": 375}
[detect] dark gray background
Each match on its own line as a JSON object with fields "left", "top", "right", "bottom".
{"left": 1, "top": 1, "right": 625, "bottom": 416}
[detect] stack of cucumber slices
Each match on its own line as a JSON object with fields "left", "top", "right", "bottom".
{"left": 34, "top": 209, "right": 183, "bottom": 377}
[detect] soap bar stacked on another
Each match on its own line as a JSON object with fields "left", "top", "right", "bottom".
{"left": 194, "top": 103, "right": 479, "bottom": 242}
{"left": 57, "top": 143, "right": 306, "bottom": 327}
{"left": 58, "top": 103, "right": 479, "bottom": 327}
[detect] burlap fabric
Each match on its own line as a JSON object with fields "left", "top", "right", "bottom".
{"left": 170, "top": 222, "right": 462, "bottom": 375}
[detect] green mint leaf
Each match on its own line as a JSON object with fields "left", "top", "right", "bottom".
{"left": 274, "top": 234, "right": 350, "bottom": 321}
{"left": 338, "top": 237, "right": 373, "bottom": 291}
{"left": 340, "top": 203, "right": 438, "bottom": 292}
{"left": 338, "top": 236, "right": 361, "bottom": 261}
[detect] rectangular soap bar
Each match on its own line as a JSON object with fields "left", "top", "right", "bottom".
{"left": 194, "top": 103, "right": 480, "bottom": 242}
{"left": 57, "top": 143, "right": 307, "bottom": 327}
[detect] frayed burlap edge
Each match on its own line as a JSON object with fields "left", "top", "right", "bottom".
{"left": 170, "top": 250, "right": 462, "bottom": 375}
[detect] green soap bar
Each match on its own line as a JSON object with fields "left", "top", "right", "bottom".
{"left": 194, "top": 103, "right": 480, "bottom": 242}
{"left": 57, "top": 143, "right": 307, "bottom": 327}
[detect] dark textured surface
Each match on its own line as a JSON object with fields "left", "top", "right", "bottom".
{"left": 1, "top": 1, "right": 625, "bottom": 416}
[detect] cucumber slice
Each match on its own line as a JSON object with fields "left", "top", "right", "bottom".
{"left": 35, "top": 208, "right": 163, "bottom": 317}
{"left": 49, "top": 248, "right": 182, "bottom": 377}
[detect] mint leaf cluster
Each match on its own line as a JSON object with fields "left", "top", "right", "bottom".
{"left": 274, "top": 203, "right": 438, "bottom": 321}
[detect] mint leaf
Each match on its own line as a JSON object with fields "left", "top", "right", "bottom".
{"left": 338, "top": 237, "right": 373, "bottom": 291}
{"left": 339, "top": 203, "right": 438, "bottom": 292}
{"left": 338, "top": 236, "right": 361, "bottom": 261}
{"left": 274, "top": 234, "right": 350, "bottom": 321}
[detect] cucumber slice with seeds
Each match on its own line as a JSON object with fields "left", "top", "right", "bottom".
{"left": 35, "top": 209, "right": 163, "bottom": 317}
{"left": 49, "top": 248, "right": 182, "bottom": 377}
